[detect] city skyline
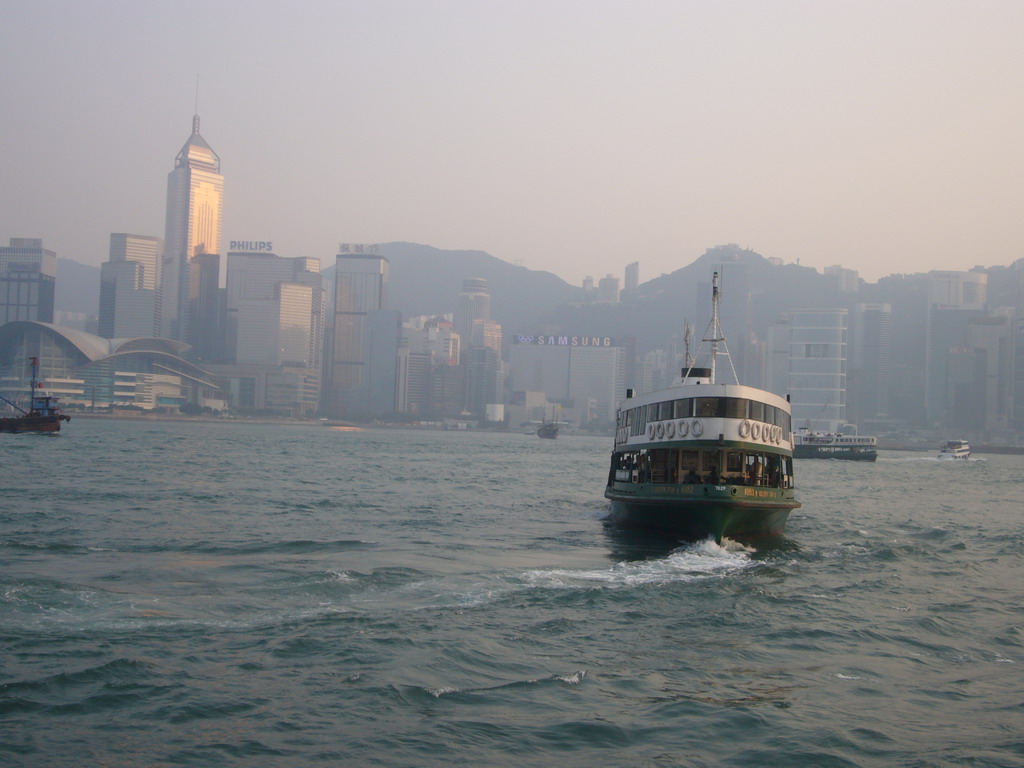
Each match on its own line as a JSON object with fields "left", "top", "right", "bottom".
{"left": 2, "top": 2, "right": 1022, "bottom": 287}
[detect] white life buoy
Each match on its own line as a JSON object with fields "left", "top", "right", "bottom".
{"left": 738, "top": 419, "right": 750, "bottom": 438}
{"left": 677, "top": 420, "right": 689, "bottom": 437}
{"left": 773, "top": 425, "right": 782, "bottom": 443}
{"left": 656, "top": 422, "right": 665, "bottom": 439}
{"left": 691, "top": 418, "right": 704, "bottom": 437}
{"left": 648, "top": 423, "right": 655, "bottom": 440}
{"left": 751, "top": 422, "right": 762, "bottom": 441}
{"left": 665, "top": 421, "right": 675, "bottom": 439}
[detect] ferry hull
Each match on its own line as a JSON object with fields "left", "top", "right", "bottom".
{"left": 605, "top": 483, "right": 798, "bottom": 541}
{"left": 793, "top": 445, "right": 876, "bottom": 461}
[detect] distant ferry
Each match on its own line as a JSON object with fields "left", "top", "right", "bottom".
{"left": 793, "top": 429, "right": 877, "bottom": 461}
{"left": 938, "top": 439, "right": 971, "bottom": 460}
{"left": 604, "top": 273, "right": 799, "bottom": 542}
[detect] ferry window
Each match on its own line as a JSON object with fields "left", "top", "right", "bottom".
{"left": 726, "top": 451, "right": 743, "bottom": 473}
{"left": 631, "top": 406, "right": 646, "bottom": 436}
{"left": 744, "top": 453, "right": 765, "bottom": 484}
{"left": 679, "top": 450, "right": 698, "bottom": 470}
{"left": 624, "top": 409, "right": 633, "bottom": 427}
{"left": 748, "top": 400, "right": 765, "bottom": 422}
{"left": 695, "top": 397, "right": 722, "bottom": 418}
{"left": 764, "top": 405, "right": 776, "bottom": 426}
{"left": 658, "top": 401, "right": 673, "bottom": 420}
{"left": 724, "top": 398, "right": 746, "bottom": 419}
{"left": 673, "top": 398, "right": 693, "bottom": 418}
{"left": 651, "top": 449, "right": 672, "bottom": 483}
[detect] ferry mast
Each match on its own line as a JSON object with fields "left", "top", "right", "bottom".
{"left": 701, "top": 271, "right": 738, "bottom": 385}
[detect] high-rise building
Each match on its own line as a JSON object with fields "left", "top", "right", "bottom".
{"left": 188, "top": 253, "right": 225, "bottom": 363}
{"left": 825, "top": 265, "right": 860, "bottom": 294}
{"left": 204, "top": 249, "right": 324, "bottom": 416}
{"left": 324, "top": 247, "right": 395, "bottom": 417}
{"left": 582, "top": 275, "right": 595, "bottom": 302}
{"left": 465, "top": 345, "right": 500, "bottom": 419}
{"left": 849, "top": 303, "right": 892, "bottom": 425}
{"left": 224, "top": 251, "right": 323, "bottom": 368}
{"left": 162, "top": 114, "right": 223, "bottom": 343}
{"left": 99, "top": 234, "right": 161, "bottom": 338}
{"left": 765, "top": 315, "right": 791, "bottom": 398}
{"left": 455, "top": 278, "right": 490, "bottom": 350}
{"left": 924, "top": 271, "right": 987, "bottom": 425}
{"left": 963, "top": 312, "right": 1013, "bottom": 433}
{"left": 396, "top": 346, "right": 434, "bottom": 414}
{"left": 0, "top": 238, "right": 56, "bottom": 324}
{"left": 624, "top": 261, "right": 639, "bottom": 292}
{"left": 788, "top": 309, "right": 848, "bottom": 432}
{"left": 397, "top": 317, "right": 462, "bottom": 416}
{"left": 598, "top": 274, "right": 620, "bottom": 304}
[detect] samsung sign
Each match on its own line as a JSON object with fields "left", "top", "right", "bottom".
{"left": 514, "top": 334, "right": 618, "bottom": 347}
{"left": 229, "top": 240, "right": 274, "bottom": 252}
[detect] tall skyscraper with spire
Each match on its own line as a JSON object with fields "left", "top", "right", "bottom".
{"left": 162, "top": 114, "right": 223, "bottom": 343}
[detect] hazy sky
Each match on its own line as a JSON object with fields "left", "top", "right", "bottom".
{"left": 2, "top": 0, "right": 1022, "bottom": 285}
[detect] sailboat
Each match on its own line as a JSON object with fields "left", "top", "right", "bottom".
{"left": 537, "top": 406, "right": 559, "bottom": 439}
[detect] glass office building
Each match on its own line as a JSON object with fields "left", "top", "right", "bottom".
{"left": 0, "top": 238, "right": 56, "bottom": 324}
{"left": 787, "top": 309, "right": 847, "bottom": 432}
{"left": 162, "top": 115, "right": 223, "bottom": 343}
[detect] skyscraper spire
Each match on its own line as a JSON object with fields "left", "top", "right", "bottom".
{"left": 193, "top": 74, "right": 200, "bottom": 134}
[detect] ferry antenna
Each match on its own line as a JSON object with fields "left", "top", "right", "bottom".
{"left": 687, "top": 270, "right": 739, "bottom": 385}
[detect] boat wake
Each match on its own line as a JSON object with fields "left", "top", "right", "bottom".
{"left": 521, "top": 538, "right": 756, "bottom": 590}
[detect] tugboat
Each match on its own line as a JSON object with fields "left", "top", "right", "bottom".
{"left": 604, "top": 273, "right": 799, "bottom": 541}
{"left": 0, "top": 357, "right": 71, "bottom": 433}
{"left": 938, "top": 439, "right": 970, "bottom": 460}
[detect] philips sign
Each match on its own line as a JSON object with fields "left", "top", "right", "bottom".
{"left": 229, "top": 240, "right": 274, "bottom": 252}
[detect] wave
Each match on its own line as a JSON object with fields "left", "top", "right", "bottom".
{"left": 399, "top": 669, "right": 589, "bottom": 702}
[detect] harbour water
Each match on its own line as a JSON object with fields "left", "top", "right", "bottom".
{"left": 2, "top": 420, "right": 1022, "bottom": 767}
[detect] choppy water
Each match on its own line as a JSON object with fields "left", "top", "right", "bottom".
{"left": 1, "top": 420, "right": 1022, "bottom": 767}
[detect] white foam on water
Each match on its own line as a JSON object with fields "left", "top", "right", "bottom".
{"left": 427, "top": 686, "right": 461, "bottom": 698}
{"left": 556, "top": 670, "right": 587, "bottom": 685}
{"left": 520, "top": 538, "right": 756, "bottom": 590}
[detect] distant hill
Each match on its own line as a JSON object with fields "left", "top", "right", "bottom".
{"left": 326, "top": 242, "right": 580, "bottom": 331}
{"left": 537, "top": 245, "right": 842, "bottom": 350}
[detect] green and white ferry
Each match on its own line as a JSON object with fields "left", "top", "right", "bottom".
{"left": 604, "top": 273, "right": 800, "bottom": 541}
